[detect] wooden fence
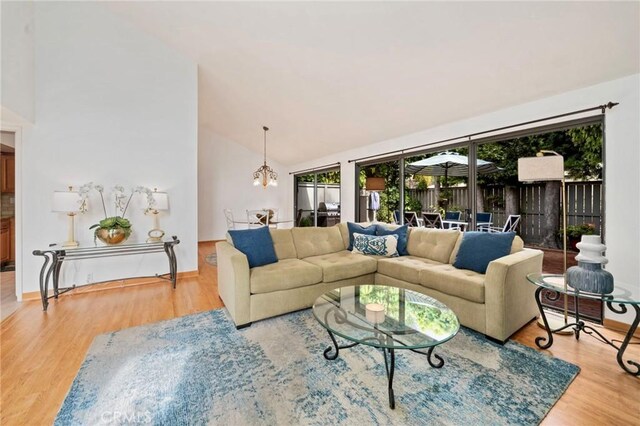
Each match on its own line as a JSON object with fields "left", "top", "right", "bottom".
{"left": 407, "top": 181, "right": 602, "bottom": 244}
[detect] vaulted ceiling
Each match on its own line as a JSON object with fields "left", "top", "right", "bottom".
{"left": 106, "top": 2, "right": 639, "bottom": 165}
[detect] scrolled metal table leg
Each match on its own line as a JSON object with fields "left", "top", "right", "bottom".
{"left": 53, "top": 255, "right": 62, "bottom": 298}
{"left": 607, "top": 302, "right": 640, "bottom": 376}
{"left": 34, "top": 251, "right": 52, "bottom": 311}
{"left": 382, "top": 347, "right": 396, "bottom": 409}
{"left": 163, "top": 242, "right": 177, "bottom": 289}
{"left": 427, "top": 346, "right": 445, "bottom": 368}
{"left": 323, "top": 329, "right": 359, "bottom": 361}
{"left": 535, "top": 286, "right": 555, "bottom": 349}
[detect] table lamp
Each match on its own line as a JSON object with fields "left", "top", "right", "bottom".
{"left": 518, "top": 151, "right": 571, "bottom": 333}
{"left": 147, "top": 189, "right": 169, "bottom": 243}
{"left": 52, "top": 187, "right": 82, "bottom": 248}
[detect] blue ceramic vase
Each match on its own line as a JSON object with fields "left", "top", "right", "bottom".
{"left": 567, "top": 261, "right": 614, "bottom": 294}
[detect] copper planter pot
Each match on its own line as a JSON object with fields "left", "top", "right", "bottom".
{"left": 95, "top": 227, "right": 130, "bottom": 245}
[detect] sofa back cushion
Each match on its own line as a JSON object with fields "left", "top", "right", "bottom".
{"left": 292, "top": 226, "right": 345, "bottom": 259}
{"left": 269, "top": 229, "right": 297, "bottom": 260}
{"left": 448, "top": 233, "right": 524, "bottom": 264}
{"left": 406, "top": 228, "right": 460, "bottom": 264}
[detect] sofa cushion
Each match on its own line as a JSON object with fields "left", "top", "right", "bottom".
{"left": 406, "top": 228, "right": 460, "bottom": 263}
{"left": 292, "top": 227, "right": 345, "bottom": 259}
{"left": 449, "top": 234, "right": 524, "bottom": 264}
{"left": 269, "top": 229, "right": 297, "bottom": 260}
{"left": 250, "top": 259, "right": 323, "bottom": 294}
{"left": 375, "top": 224, "right": 409, "bottom": 256}
{"left": 453, "top": 232, "right": 516, "bottom": 274}
{"left": 346, "top": 222, "right": 378, "bottom": 250}
{"left": 303, "top": 251, "right": 378, "bottom": 283}
{"left": 227, "top": 227, "right": 278, "bottom": 268}
{"left": 352, "top": 233, "right": 398, "bottom": 257}
{"left": 377, "top": 256, "right": 443, "bottom": 283}
{"left": 419, "top": 264, "right": 485, "bottom": 303}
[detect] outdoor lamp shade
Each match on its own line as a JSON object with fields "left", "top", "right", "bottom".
{"left": 366, "top": 177, "right": 386, "bottom": 191}
{"left": 152, "top": 192, "right": 169, "bottom": 210}
{"left": 517, "top": 156, "right": 564, "bottom": 182}
{"left": 52, "top": 191, "right": 81, "bottom": 212}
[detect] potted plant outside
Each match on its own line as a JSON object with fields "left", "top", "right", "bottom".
{"left": 565, "top": 223, "right": 596, "bottom": 251}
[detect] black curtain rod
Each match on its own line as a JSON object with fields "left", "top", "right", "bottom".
{"left": 289, "top": 162, "right": 341, "bottom": 175}
{"left": 348, "top": 101, "right": 618, "bottom": 164}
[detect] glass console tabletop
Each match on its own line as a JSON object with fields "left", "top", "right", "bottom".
{"left": 312, "top": 285, "right": 460, "bottom": 409}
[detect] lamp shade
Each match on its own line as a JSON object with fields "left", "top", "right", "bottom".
{"left": 52, "top": 191, "right": 81, "bottom": 213}
{"left": 152, "top": 192, "right": 169, "bottom": 210}
{"left": 366, "top": 177, "right": 386, "bottom": 191}
{"left": 518, "top": 156, "right": 564, "bottom": 182}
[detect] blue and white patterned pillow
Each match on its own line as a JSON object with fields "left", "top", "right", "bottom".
{"left": 351, "top": 232, "right": 399, "bottom": 257}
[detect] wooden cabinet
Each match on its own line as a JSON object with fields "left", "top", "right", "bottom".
{"left": 1, "top": 154, "right": 15, "bottom": 193}
{"left": 0, "top": 219, "right": 10, "bottom": 263}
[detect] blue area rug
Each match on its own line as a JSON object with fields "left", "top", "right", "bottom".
{"left": 56, "top": 309, "right": 579, "bottom": 425}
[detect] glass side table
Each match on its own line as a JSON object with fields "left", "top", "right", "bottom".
{"left": 527, "top": 273, "right": 639, "bottom": 376}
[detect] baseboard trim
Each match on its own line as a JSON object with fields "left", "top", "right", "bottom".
{"left": 22, "top": 270, "right": 200, "bottom": 301}
{"left": 604, "top": 318, "right": 640, "bottom": 338}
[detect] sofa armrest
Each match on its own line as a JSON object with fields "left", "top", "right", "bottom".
{"left": 484, "top": 248, "right": 543, "bottom": 341}
{"left": 216, "top": 241, "right": 251, "bottom": 326}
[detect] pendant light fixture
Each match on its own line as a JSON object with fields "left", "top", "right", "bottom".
{"left": 253, "top": 126, "right": 278, "bottom": 188}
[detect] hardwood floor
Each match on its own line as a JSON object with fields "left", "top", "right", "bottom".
{"left": 1, "top": 242, "right": 638, "bottom": 425}
{"left": 0, "top": 270, "right": 18, "bottom": 321}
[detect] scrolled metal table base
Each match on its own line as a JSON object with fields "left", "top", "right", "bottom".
{"left": 534, "top": 286, "right": 640, "bottom": 376}
{"left": 322, "top": 325, "right": 446, "bottom": 409}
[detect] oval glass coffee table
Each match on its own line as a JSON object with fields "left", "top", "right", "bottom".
{"left": 312, "top": 284, "right": 460, "bottom": 409}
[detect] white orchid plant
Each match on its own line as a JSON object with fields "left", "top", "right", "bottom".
{"left": 78, "top": 183, "right": 158, "bottom": 239}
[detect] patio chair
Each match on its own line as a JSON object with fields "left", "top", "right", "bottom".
{"left": 247, "top": 209, "right": 270, "bottom": 228}
{"left": 404, "top": 211, "right": 421, "bottom": 227}
{"left": 422, "top": 212, "right": 443, "bottom": 229}
{"left": 476, "top": 212, "right": 493, "bottom": 231}
{"left": 392, "top": 210, "right": 400, "bottom": 225}
{"left": 486, "top": 215, "right": 521, "bottom": 233}
{"left": 442, "top": 211, "right": 462, "bottom": 229}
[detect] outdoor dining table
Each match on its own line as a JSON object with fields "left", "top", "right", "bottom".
{"left": 441, "top": 220, "right": 492, "bottom": 231}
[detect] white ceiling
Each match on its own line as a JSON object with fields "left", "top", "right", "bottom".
{"left": 106, "top": 1, "right": 639, "bottom": 165}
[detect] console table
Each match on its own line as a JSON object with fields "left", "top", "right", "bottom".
{"left": 33, "top": 236, "right": 179, "bottom": 311}
{"left": 527, "top": 273, "right": 639, "bottom": 375}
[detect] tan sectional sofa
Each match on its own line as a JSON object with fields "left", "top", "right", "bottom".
{"left": 216, "top": 223, "right": 543, "bottom": 342}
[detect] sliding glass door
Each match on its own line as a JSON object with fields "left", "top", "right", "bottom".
{"left": 294, "top": 167, "right": 341, "bottom": 227}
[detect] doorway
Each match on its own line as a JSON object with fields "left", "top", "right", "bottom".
{"left": 1, "top": 131, "right": 18, "bottom": 320}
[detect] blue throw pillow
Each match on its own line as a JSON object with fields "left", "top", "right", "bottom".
{"left": 375, "top": 224, "right": 409, "bottom": 256}
{"left": 453, "top": 232, "right": 516, "bottom": 274}
{"left": 347, "top": 222, "right": 377, "bottom": 250}
{"left": 228, "top": 227, "right": 278, "bottom": 268}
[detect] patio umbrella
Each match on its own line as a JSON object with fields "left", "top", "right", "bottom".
{"left": 405, "top": 151, "right": 501, "bottom": 186}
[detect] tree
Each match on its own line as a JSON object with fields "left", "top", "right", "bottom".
{"left": 476, "top": 124, "right": 602, "bottom": 247}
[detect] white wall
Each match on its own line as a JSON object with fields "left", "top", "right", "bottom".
{"left": 198, "top": 127, "right": 290, "bottom": 240}
{"left": 1, "top": 1, "right": 35, "bottom": 122}
{"left": 289, "top": 74, "right": 640, "bottom": 324}
{"left": 18, "top": 2, "right": 198, "bottom": 294}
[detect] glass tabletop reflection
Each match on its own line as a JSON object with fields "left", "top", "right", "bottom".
{"left": 312, "top": 285, "right": 460, "bottom": 350}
